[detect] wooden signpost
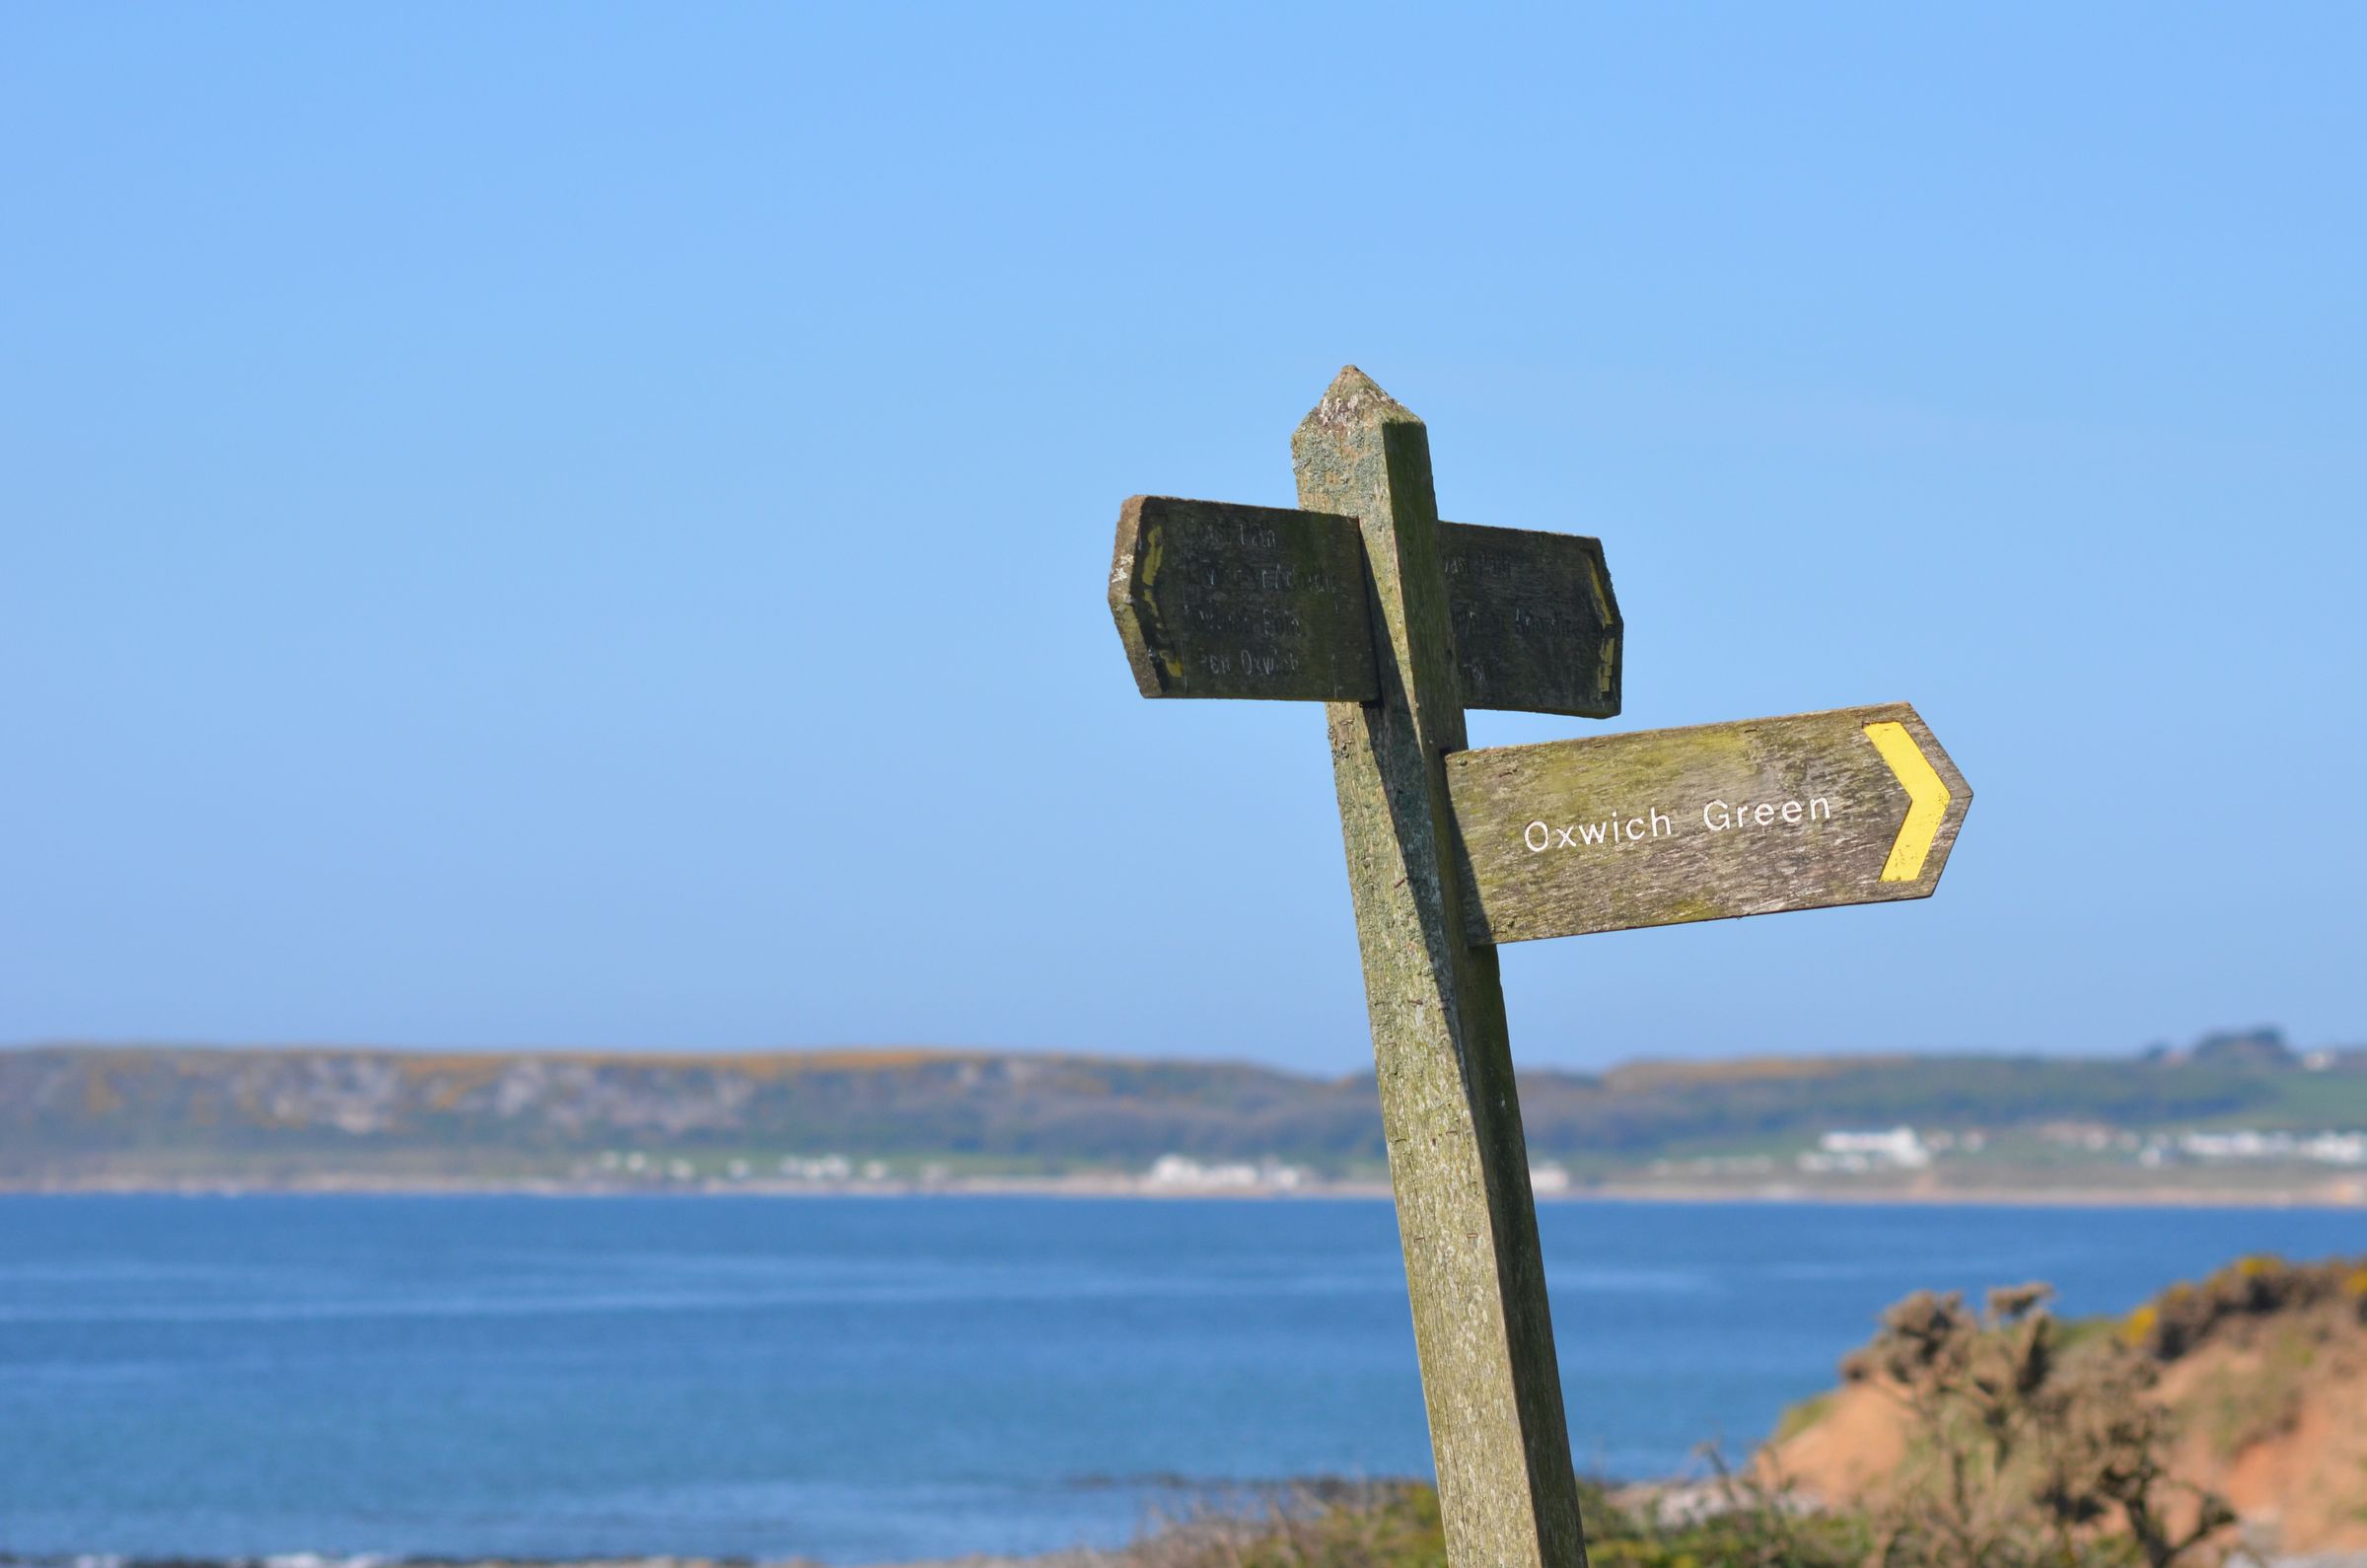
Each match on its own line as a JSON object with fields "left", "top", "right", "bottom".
{"left": 1106, "top": 368, "right": 1972, "bottom": 1568}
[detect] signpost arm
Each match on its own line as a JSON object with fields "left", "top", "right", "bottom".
{"left": 1293, "top": 368, "right": 1588, "bottom": 1567}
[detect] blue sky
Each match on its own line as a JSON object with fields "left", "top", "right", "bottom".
{"left": 4, "top": 5, "right": 2360, "bottom": 1070}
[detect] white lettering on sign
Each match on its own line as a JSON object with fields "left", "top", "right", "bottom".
{"left": 1522, "top": 798, "right": 1836, "bottom": 854}
{"left": 1703, "top": 798, "right": 1831, "bottom": 831}
{"left": 1522, "top": 809, "right": 1675, "bottom": 853}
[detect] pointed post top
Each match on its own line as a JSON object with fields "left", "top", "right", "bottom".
{"left": 1300, "top": 365, "right": 1422, "bottom": 438}
{"left": 1292, "top": 365, "right": 1433, "bottom": 505}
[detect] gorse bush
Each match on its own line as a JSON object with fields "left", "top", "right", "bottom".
{"left": 2122, "top": 1253, "right": 2367, "bottom": 1361}
{"left": 1837, "top": 1283, "right": 2233, "bottom": 1567}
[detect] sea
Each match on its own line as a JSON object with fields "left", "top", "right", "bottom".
{"left": 2, "top": 1194, "right": 2361, "bottom": 1564}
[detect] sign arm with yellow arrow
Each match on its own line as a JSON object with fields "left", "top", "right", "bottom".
{"left": 1441, "top": 702, "right": 1972, "bottom": 945}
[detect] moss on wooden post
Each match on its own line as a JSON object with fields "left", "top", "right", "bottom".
{"left": 1293, "top": 367, "right": 1589, "bottom": 1568}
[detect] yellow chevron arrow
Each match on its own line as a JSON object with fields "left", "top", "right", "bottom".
{"left": 1863, "top": 721, "right": 1950, "bottom": 883}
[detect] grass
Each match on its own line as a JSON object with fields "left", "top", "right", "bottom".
{"left": 1767, "top": 1391, "right": 1834, "bottom": 1446}
{"left": 2193, "top": 1312, "right": 2324, "bottom": 1459}
{"left": 1119, "top": 1478, "right": 1870, "bottom": 1568}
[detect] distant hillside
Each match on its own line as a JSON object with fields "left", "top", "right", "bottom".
{"left": 0, "top": 1046, "right": 1376, "bottom": 1183}
{"left": 5, "top": 1037, "right": 2364, "bottom": 1190}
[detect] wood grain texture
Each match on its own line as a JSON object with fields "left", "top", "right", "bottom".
{"left": 1297, "top": 367, "right": 1589, "bottom": 1568}
{"left": 1445, "top": 702, "right": 1972, "bottom": 945}
{"left": 1439, "top": 521, "right": 1621, "bottom": 718}
{"left": 1108, "top": 495, "right": 1379, "bottom": 702}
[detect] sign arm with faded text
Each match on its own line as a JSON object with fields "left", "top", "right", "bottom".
{"left": 1111, "top": 498, "right": 1621, "bottom": 715}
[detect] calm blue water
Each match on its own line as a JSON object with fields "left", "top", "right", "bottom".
{"left": 1, "top": 1195, "right": 2360, "bottom": 1563}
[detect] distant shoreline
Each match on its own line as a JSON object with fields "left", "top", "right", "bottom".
{"left": 4, "top": 1175, "right": 2363, "bottom": 1208}
{"left": 15, "top": 1040, "right": 2367, "bottom": 1217}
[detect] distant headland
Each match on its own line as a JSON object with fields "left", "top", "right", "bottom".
{"left": 5, "top": 1030, "right": 2364, "bottom": 1202}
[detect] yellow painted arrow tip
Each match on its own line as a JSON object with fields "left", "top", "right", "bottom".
{"left": 1863, "top": 722, "right": 1949, "bottom": 883}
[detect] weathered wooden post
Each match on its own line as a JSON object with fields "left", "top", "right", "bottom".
{"left": 1293, "top": 371, "right": 1587, "bottom": 1565}
{"left": 1108, "top": 367, "right": 1971, "bottom": 1567}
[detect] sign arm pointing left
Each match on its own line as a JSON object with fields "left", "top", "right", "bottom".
{"left": 1110, "top": 495, "right": 1623, "bottom": 717}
